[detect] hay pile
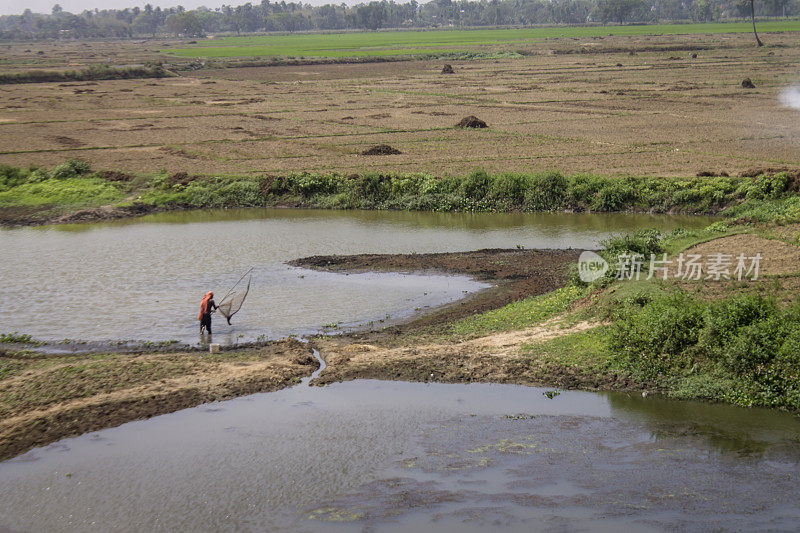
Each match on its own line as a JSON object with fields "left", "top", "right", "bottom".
{"left": 456, "top": 116, "right": 487, "bottom": 129}
{"left": 441, "top": 64, "right": 455, "bottom": 74}
{"left": 362, "top": 144, "right": 402, "bottom": 155}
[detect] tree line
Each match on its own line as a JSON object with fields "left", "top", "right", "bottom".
{"left": 1, "top": 0, "right": 797, "bottom": 40}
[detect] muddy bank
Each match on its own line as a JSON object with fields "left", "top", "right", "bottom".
{"left": 0, "top": 339, "right": 316, "bottom": 461}
{"left": 311, "top": 322, "right": 636, "bottom": 391}
{"left": 0, "top": 202, "right": 172, "bottom": 227}
{"left": 291, "top": 248, "right": 584, "bottom": 331}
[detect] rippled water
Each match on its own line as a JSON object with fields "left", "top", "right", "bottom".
{"left": 2, "top": 380, "right": 798, "bottom": 532}
{"left": 0, "top": 209, "right": 712, "bottom": 345}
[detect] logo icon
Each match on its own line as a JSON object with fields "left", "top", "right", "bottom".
{"left": 578, "top": 251, "right": 609, "bottom": 283}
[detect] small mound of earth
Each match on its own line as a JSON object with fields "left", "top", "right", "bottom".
{"left": 98, "top": 170, "right": 134, "bottom": 182}
{"left": 696, "top": 170, "right": 729, "bottom": 177}
{"left": 742, "top": 78, "right": 755, "bottom": 89}
{"left": 456, "top": 116, "right": 487, "bottom": 129}
{"left": 441, "top": 64, "right": 455, "bottom": 74}
{"left": 362, "top": 144, "right": 402, "bottom": 156}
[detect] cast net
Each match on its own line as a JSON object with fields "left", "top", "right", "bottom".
{"left": 216, "top": 268, "right": 252, "bottom": 324}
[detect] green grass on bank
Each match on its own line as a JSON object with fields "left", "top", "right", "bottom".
{"left": 446, "top": 223, "right": 800, "bottom": 413}
{"left": 451, "top": 285, "right": 588, "bottom": 336}
{"left": 4, "top": 162, "right": 800, "bottom": 224}
{"left": 0, "top": 161, "right": 125, "bottom": 207}
{"left": 167, "top": 21, "right": 800, "bottom": 59}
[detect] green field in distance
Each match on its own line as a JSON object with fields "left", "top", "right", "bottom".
{"left": 167, "top": 20, "right": 800, "bottom": 59}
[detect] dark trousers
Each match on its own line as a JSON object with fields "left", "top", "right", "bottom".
{"left": 200, "top": 313, "right": 212, "bottom": 334}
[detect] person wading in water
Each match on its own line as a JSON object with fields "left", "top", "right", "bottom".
{"left": 198, "top": 291, "right": 217, "bottom": 334}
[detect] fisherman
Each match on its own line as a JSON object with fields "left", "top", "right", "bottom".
{"left": 198, "top": 291, "right": 217, "bottom": 334}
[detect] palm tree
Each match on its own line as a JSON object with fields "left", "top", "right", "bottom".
{"left": 750, "top": 0, "right": 763, "bottom": 46}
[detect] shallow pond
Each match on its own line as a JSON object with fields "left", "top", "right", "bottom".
{"left": 0, "top": 209, "right": 712, "bottom": 345}
{"left": 2, "top": 377, "right": 799, "bottom": 532}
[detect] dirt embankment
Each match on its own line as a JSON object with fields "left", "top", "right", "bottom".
{"left": 311, "top": 320, "right": 634, "bottom": 391}
{"left": 0, "top": 202, "right": 169, "bottom": 227}
{"left": 0, "top": 339, "right": 316, "bottom": 461}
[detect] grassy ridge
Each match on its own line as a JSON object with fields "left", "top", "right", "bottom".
{"left": 0, "top": 65, "right": 173, "bottom": 85}
{"left": 168, "top": 21, "right": 800, "bottom": 58}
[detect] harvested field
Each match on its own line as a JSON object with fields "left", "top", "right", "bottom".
{"left": 0, "top": 32, "right": 799, "bottom": 176}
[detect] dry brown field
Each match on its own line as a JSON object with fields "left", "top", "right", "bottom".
{"left": 1, "top": 31, "right": 799, "bottom": 177}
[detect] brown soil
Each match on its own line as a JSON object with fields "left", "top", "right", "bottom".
{"left": 0, "top": 339, "right": 316, "bottom": 461}
{"left": 52, "top": 202, "right": 162, "bottom": 225}
{"left": 1, "top": 33, "right": 798, "bottom": 177}
{"left": 362, "top": 144, "right": 402, "bottom": 155}
{"left": 456, "top": 115, "right": 488, "bottom": 128}
{"left": 311, "top": 319, "right": 633, "bottom": 390}
{"left": 683, "top": 233, "right": 800, "bottom": 276}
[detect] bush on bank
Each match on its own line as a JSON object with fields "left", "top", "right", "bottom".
{"left": 609, "top": 290, "right": 800, "bottom": 411}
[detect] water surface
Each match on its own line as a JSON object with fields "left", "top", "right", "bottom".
{"left": 1, "top": 379, "right": 798, "bottom": 532}
{"left": 0, "top": 209, "right": 712, "bottom": 345}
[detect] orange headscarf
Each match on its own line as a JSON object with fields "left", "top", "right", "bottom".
{"left": 198, "top": 291, "right": 214, "bottom": 320}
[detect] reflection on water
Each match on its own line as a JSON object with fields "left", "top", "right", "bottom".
{"left": 605, "top": 391, "right": 800, "bottom": 456}
{"left": 0, "top": 209, "right": 712, "bottom": 345}
{"left": 0, "top": 380, "right": 797, "bottom": 532}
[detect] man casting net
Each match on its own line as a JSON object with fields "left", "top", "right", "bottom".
{"left": 215, "top": 267, "right": 252, "bottom": 325}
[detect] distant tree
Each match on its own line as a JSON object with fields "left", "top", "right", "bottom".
{"left": 51, "top": 4, "right": 63, "bottom": 14}
{"left": 165, "top": 11, "right": 204, "bottom": 36}
{"left": 133, "top": 9, "right": 161, "bottom": 36}
{"left": 594, "top": 0, "right": 647, "bottom": 22}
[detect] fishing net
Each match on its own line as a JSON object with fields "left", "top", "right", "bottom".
{"left": 216, "top": 269, "right": 252, "bottom": 325}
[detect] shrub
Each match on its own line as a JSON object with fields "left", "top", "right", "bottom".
{"left": 51, "top": 159, "right": 91, "bottom": 180}
{"left": 592, "top": 181, "right": 637, "bottom": 211}
{"left": 489, "top": 173, "right": 528, "bottom": 205}
{"left": 609, "top": 290, "right": 706, "bottom": 380}
{"left": 460, "top": 169, "right": 491, "bottom": 200}
{"left": 524, "top": 172, "right": 567, "bottom": 211}
{"left": 602, "top": 229, "right": 664, "bottom": 257}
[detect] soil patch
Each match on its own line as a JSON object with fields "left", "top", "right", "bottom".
{"left": 456, "top": 115, "right": 488, "bottom": 128}
{"left": 683, "top": 234, "right": 800, "bottom": 276}
{"left": 311, "top": 321, "right": 633, "bottom": 390}
{"left": 361, "top": 144, "right": 402, "bottom": 155}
